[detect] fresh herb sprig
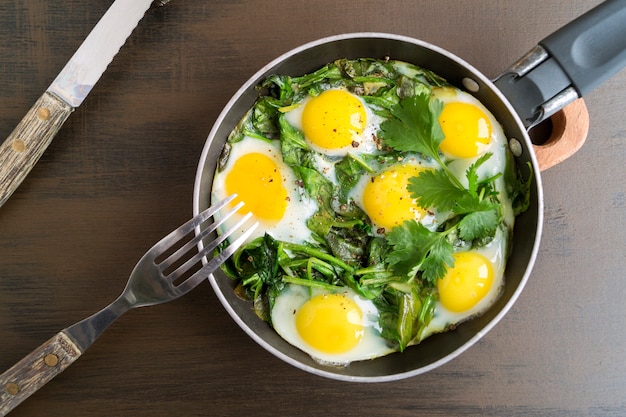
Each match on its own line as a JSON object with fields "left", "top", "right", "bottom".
{"left": 380, "top": 93, "right": 503, "bottom": 285}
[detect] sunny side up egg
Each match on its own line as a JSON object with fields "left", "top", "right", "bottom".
{"left": 421, "top": 227, "right": 509, "bottom": 339}
{"left": 349, "top": 157, "right": 440, "bottom": 235}
{"left": 433, "top": 87, "right": 511, "bottom": 191}
{"left": 271, "top": 285, "right": 395, "bottom": 365}
{"left": 284, "top": 88, "right": 384, "bottom": 157}
{"left": 210, "top": 58, "right": 522, "bottom": 367}
{"left": 211, "top": 136, "right": 317, "bottom": 243}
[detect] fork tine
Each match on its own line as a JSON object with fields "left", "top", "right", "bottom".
{"left": 195, "top": 211, "right": 254, "bottom": 260}
{"left": 175, "top": 220, "right": 259, "bottom": 294}
{"left": 158, "top": 199, "right": 244, "bottom": 271}
{"left": 156, "top": 194, "right": 237, "bottom": 254}
{"left": 167, "top": 211, "right": 254, "bottom": 283}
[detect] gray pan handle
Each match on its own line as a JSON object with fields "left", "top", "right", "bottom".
{"left": 542, "top": 0, "right": 626, "bottom": 96}
{"left": 494, "top": 0, "right": 626, "bottom": 128}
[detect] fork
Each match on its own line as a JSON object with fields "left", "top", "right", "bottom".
{"left": 0, "top": 194, "right": 257, "bottom": 416}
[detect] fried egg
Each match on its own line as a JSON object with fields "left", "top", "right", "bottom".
{"left": 271, "top": 285, "right": 394, "bottom": 365}
{"left": 284, "top": 88, "right": 384, "bottom": 157}
{"left": 349, "top": 156, "right": 440, "bottom": 234}
{"left": 433, "top": 87, "right": 515, "bottom": 226}
{"left": 420, "top": 227, "right": 508, "bottom": 339}
{"left": 211, "top": 136, "right": 317, "bottom": 243}
{"left": 432, "top": 87, "right": 495, "bottom": 159}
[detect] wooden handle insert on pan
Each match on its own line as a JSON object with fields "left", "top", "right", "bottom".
{"left": 533, "top": 98, "right": 590, "bottom": 171}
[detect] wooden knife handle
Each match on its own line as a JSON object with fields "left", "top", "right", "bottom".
{"left": 0, "top": 91, "right": 73, "bottom": 207}
{"left": 0, "top": 331, "right": 82, "bottom": 416}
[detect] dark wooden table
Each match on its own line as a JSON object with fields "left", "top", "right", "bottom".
{"left": 1, "top": 1, "right": 625, "bottom": 416}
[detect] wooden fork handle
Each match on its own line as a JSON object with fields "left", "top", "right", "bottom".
{"left": 0, "top": 331, "right": 82, "bottom": 416}
{"left": 0, "top": 91, "right": 73, "bottom": 208}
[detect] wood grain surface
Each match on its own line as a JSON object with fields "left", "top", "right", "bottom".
{"left": 1, "top": 1, "right": 625, "bottom": 416}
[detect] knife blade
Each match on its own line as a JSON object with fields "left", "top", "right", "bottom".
{"left": 0, "top": 0, "right": 156, "bottom": 208}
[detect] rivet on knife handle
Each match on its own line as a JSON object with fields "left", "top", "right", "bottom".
{"left": 0, "top": 331, "right": 82, "bottom": 417}
{"left": 0, "top": 92, "right": 73, "bottom": 207}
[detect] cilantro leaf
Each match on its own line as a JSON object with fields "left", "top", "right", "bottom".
{"left": 420, "top": 236, "right": 455, "bottom": 283}
{"left": 457, "top": 208, "right": 500, "bottom": 241}
{"left": 385, "top": 221, "right": 429, "bottom": 279}
{"left": 465, "top": 152, "right": 493, "bottom": 197}
{"left": 407, "top": 169, "right": 470, "bottom": 213}
{"left": 379, "top": 94, "right": 445, "bottom": 161}
{"left": 385, "top": 220, "right": 454, "bottom": 284}
{"left": 408, "top": 168, "right": 495, "bottom": 216}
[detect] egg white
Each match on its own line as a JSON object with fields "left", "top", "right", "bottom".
{"left": 271, "top": 284, "right": 395, "bottom": 365}
{"left": 211, "top": 136, "right": 318, "bottom": 244}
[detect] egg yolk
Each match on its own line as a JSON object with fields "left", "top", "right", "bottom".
{"left": 224, "top": 152, "right": 287, "bottom": 221}
{"left": 437, "top": 251, "right": 494, "bottom": 313}
{"left": 296, "top": 293, "right": 364, "bottom": 354}
{"left": 439, "top": 102, "right": 492, "bottom": 158}
{"left": 362, "top": 164, "right": 429, "bottom": 231}
{"left": 301, "top": 89, "right": 366, "bottom": 150}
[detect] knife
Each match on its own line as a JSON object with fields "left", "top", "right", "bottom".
{"left": 0, "top": 0, "right": 162, "bottom": 208}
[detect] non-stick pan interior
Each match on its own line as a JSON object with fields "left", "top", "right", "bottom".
{"left": 193, "top": 33, "right": 543, "bottom": 382}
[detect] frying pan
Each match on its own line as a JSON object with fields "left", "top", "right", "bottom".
{"left": 193, "top": 0, "right": 626, "bottom": 382}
